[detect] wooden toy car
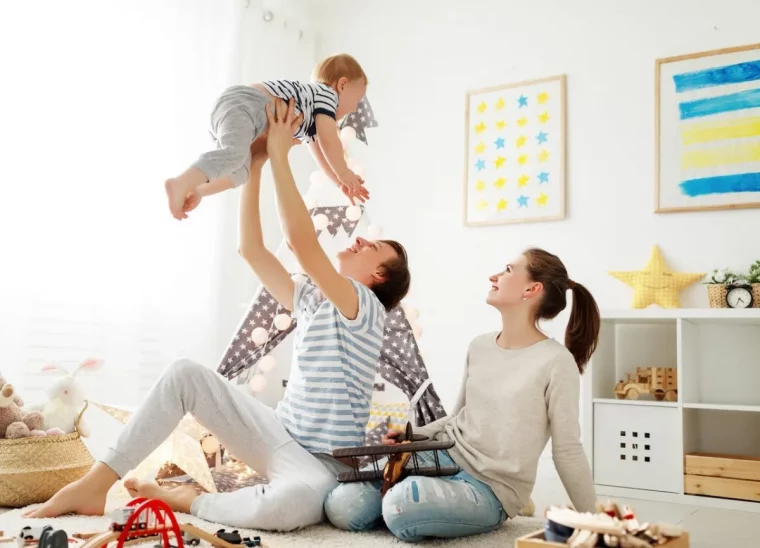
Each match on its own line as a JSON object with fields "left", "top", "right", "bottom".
{"left": 614, "top": 367, "right": 677, "bottom": 401}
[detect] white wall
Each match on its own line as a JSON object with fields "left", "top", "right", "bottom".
{"left": 314, "top": 0, "right": 760, "bottom": 407}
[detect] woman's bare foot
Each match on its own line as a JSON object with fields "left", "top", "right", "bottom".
{"left": 124, "top": 479, "right": 199, "bottom": 514}
{"left": 165, "top": 168, "right": 206, "bottom": 220}
{"left": 22, "top": 463, "right": 118, "bottom": 518}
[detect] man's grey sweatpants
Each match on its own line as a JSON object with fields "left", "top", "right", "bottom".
{"left": 103, "top": 359, "right": 349, "bottom": 531}
{"left": 190, "top": 85, "right": 271, "bottom": 188}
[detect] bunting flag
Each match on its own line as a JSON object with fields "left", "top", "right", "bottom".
{"left": 339, "top": 96, "right": 378, "bottom": 144}
{"left": 311, "top": 205, "right": 365, "bottom": 238}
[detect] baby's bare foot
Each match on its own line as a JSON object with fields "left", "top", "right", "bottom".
{"left": 165, "top": 178, "right": 189, "bottom": 220}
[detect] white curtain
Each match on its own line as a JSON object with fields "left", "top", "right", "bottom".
{"left": 0, "top": 0, "right": 246, "bottom": 406}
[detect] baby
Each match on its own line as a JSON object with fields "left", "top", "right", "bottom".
{"left": 165, "top": 53, "right": 368, "bottom": 220}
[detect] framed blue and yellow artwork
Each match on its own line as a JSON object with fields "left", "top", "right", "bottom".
{"left": 463, "top": 75, "right": 566, "bottom": 226}
{"left": 656, "top": 43, "right": 760, "bottom": 213}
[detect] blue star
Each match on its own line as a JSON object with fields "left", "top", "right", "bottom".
{"left": 494, "top": 137, "right": 505, "bottom": 149}
{"left": 537, "top": 131, "right": 548, "bottom": 144}
{"left": 517, "top": 195, "right": 529, "bottom": 208}
{"left": 538, "top": 172, "right": 550, "bottom": 184}
{"left": 518, "top": 95, "right": 528, "bottom": 108}
{"left": 475, "top": 158, "right": 486, "bottom": 171}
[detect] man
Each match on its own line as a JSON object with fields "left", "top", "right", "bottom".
{"left": 25, "top": 98, "right": 411, "bottom": 531}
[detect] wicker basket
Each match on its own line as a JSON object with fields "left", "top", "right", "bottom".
{"left": 707, "top": 283, "right": 760, "bottom": 308}
{"left": 0, "top": 401, "right": 93, "bottom": 508}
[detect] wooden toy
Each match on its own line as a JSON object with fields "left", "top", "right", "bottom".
{"left": 69, "top": 498, "right": 259, "bottom": 548}
{"left": 516, "top": 502, "right": 688, "bottom": 547}
{"left": 614, "top": 367, "right": 677, "bottom": 401}
{"left": 332, "top": 422, "right": 459, "bottom": 497}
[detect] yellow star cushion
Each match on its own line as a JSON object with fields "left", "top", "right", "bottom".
{"left": 609, "top": 245, "right": 705, "bottom": 308}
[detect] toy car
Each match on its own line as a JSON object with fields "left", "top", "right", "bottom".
{"left": 242, "top": 537, "right": 261, "bottom": 547}
{"left": 38, "top": 527, "right": 69, "bottom": 548}
{"left": 215, "top": 530, "right": 241, "bottom": 544}
{"left": 182, "top": 530, "right": 201, "bottom": 546}
{"left": 15, "top": 526, "right": 69, "bottom": 548}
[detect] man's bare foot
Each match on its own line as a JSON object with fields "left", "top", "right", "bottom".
{"left": 124, "top": 479, "right": 198, "bottom": 514}
{"left": 22, "top": 477, "right": 109, "bottom": 518}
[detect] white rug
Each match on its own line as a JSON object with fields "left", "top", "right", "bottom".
{"left": 0, "top": 503, "right": 543, "bottom": 547}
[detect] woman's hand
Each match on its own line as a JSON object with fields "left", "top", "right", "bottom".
{"left": 264, "top": 98, "right": 303, "bottom": 160}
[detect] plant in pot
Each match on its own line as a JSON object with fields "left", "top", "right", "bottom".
{"left": 705, "top": 268, "right": 746, "bottom": 308}
{"left": 747, "top": 260, "right": 760, "bottom": 308}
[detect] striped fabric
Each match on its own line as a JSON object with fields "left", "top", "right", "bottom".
{"left": 275, "top": 278, "right": 386, "bottom": 453}
{"left": 260, "top": 80, "right": 338, "bottom": 144}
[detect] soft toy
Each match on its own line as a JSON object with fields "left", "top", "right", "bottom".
{"left": 0, "top": 377, "right": 47, "bottom": 439}
{"left": 40, "top": 358, "right": 103, "bottom": 437}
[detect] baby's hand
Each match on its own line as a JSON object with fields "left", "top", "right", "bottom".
{"left": 340, "top": 183, "right": 370, "bottom": 205}
{"left": 338, "top": 170, "right": 369, "bottom": 204}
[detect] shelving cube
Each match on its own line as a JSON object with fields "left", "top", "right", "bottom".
{"left": 583, "top": 309, "right": 760, "bottom": 513}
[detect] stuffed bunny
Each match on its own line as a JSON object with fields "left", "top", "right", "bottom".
{"left": 41, "top": 358, "right": 103, "bottom": 437}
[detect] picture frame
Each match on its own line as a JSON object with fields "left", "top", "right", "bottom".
{"left": 463, "top": 74, "right": 566, "bottom": 226}
{"left": 655, "top": 43, "right": 760, "bottom": 213}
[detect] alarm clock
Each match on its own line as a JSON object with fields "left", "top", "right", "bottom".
{"left": 726, "top": 284, "right": 753, "bottom": 309}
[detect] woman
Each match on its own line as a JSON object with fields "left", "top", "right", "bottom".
{"left": 325, "top": 248, "right": 600, "bottom": 542}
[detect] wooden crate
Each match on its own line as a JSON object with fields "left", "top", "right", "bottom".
{"left": 684, "top": 452, "right": 760, "bottom": 503}
{"left": 515, "top": 530, "right": 690, "bottom": 547}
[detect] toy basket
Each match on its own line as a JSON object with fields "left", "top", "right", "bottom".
{"left": 707, "top": 284, "right": 760, "bottom": 308}
{"left": 0, "top": 401, "right": 93, "bottom": 507}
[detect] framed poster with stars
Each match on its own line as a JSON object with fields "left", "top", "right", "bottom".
{"left": 463, "top": 74, "right": 566, "bottom": 226}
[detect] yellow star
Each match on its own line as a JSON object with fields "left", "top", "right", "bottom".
{"left": 477, "top": 101, "right": 487, "bottom": 113}
{"left": 495, "top": 120, "right": 506, "bottom": 130}
{"left": 494, "top": 155, "right": 506, "bottom": 169}
{"left": 476, "top": 199, "right": 488, "bottom": 211}
{"left": 518, "top": 174, "right": 530, "bottom": 187}
{"left": 609, "top": 245, "right": 705, "bottom": 309}
{"left": 538, "top": 149, "right": 550, "bottom": 162}
{"left": 474, "top": 141, "right": 486, "bottom": 154}
{"left": 537, "top": 92, "right": 549, "bottom": 104}
{"left": 516, "top": 135, "right": 527, "bottom": 148}
{"left": 538, "top": 111, "right": 550, "bottom": 124}
{"left": 496, "top": 198, "right": 508, "bottom": 211}
{"left": 475, "top": 180, "right": 486, "bottom": 192}
{"left": 495, "top": 97, "right": 505, "bottom": 110}
{"left": 494, "top": 177, "right": 507, "bottom": 189}
{"left": 518, "top": 154, "right": 528, "bottom": 165}
{"left": 474, "top": 121, "right": 486, "bottom": 134}
{"left": 536, "top": 192, "right": 549, "bottom": 207}
{"left": 517, "top": 117, "right": 528, "bottom": 127}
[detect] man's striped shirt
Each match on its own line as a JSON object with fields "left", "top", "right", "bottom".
{"left": 275, "top": 278, "right": 386, "bottom": 453}
{"left": 260, "top": 80, "right": 338, "bottom": 144}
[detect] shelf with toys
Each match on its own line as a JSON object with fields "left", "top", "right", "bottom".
{"left": 582, "top": 309, "right": 760, "bottom": 513}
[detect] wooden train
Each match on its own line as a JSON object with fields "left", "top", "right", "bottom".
{"left": 3, "top": 498, "right": 262, "bottom": 548}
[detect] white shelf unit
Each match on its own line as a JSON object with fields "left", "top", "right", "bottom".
{"left": 582, "top": 308, "right": 760, "bottom": 513}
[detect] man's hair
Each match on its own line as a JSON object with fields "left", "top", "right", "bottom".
{"left": 313, "top": 54, "right": 368, "bottom": 86}
{"left": 371, "top": 240, "right": 410, "bottom": 312}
